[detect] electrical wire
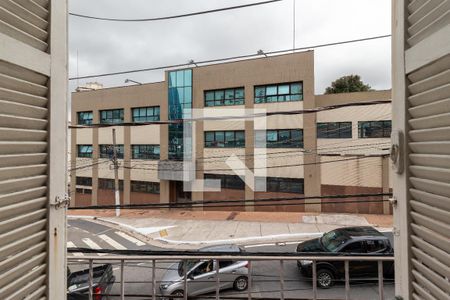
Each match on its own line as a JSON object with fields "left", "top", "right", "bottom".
{"left": 68, "top": 35, "right": 391, "bottom": 80}
{"left": 68, "top": 192, "right": 391, "bottom": 210}
{"left": 69, "top": 0, "right": 283, "bottom": 22}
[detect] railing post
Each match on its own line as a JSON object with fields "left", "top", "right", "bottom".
{"left": 120, "top": 259, "right": 125, "bottom": 300}
{"left": 279, "top": 260, "right": 285, "bottom": 300}
{"left": 247, "top": 260, "right": 252, "bottom": 300}
{"left": 345, "top": 260, "right": 350, "bottom": 300}
{"left": 378, "top": 260, "right": 384, "bottom": 300}
{"left": 88, "top": 259, "right": 93, "bottom": 300}
{"left": 312, "top": 260, "right": 317, "bottom": 300}
{"left": 183, "top": 259, "right": 188, "bottom": 300}
{"left": 216, "top": 259, "right": 220, "bottom": 300}
{"left": 152, "top": 259, "right": 156, "bottom": 300}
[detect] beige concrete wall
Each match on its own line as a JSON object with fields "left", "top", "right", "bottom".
{"left": 130, "top": 125, "right": 160, "bottom": 144}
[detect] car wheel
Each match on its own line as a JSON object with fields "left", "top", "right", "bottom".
{"left": 233, "top": 276, "right": 248, "bottom": 291}
{"left": 317, "top": 269, "right": 334, "bottom": 289}
{"left": 169, "top": 290, "right": 184, "bottom": 300}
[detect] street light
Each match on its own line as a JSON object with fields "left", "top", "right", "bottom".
{"left": 124, "top": 79, "right": 142, "bottom": 85}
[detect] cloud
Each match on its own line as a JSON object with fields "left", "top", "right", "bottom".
{"left": 69, "top": 0, "right": 391, "bottom": 93}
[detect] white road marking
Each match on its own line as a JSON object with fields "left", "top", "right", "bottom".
{"left": 67, "top": 241, "right": 84, "bottom": 256}
{"left": 99, "top": 234, "right": 126, "bottom": 250}
{"left": 115, "top": 231, "right": 146, "bottom": 246}
{"left": 244, "top": 243, "right": 275, "bottom": 248}
{"left": 82, "top": 238, "right": 107, "bottom": 256}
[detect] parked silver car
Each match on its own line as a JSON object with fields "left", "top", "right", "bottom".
{"left": 160, "top": 245, "right": 248, "bottom": 299}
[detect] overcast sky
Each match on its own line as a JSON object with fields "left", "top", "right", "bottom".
{"left": 68, "top": 0, "right": 391, "bottom": 94}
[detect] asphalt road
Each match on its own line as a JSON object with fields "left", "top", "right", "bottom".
{"left": 68, "top": 219, "right": 395, "bottom": 300}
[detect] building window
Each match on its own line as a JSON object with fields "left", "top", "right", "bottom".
{"left": 358, "top": 121, "right": 392, "bottom": 138}
{"left": 132, "top": 145, "right": 160, "bottom": 160}
{"left": 265, "top": 177, "right": 304, "bottom": 194}
{"left": 76, "top": 176, "right": 92, "bottom": 186}
{"left": 259, "top": 129, "right": 303, "bottom": 148}
{"left": 317, "top": 122, "right": 352, "bottom": 138}
{"left": 77, "top": 145, "right": 93, "bottom": 158}
{"left": 204, "top": 87, "right": 245, "bottom": 107}
{"left": 98, "top": 178, "right": 124, "bottom": 190}
{"left": 204, "top": 174, "right": 245, "bottom": 190}
{"left": 100, "top": 109, "right": 124, "bottom": 124}
{"left": 99, "top": 144, "right": 124, "bottom": 159}
{"left": 77, "top": 111, "right": 93, "bottom": 125}
{"left": 131, "top": 180, "right": 160, "bottom": 194}
{"left": 132, "top": 106, "right": 160, "bottom": 122}
{"left": 76, "top": 188, "right": 92, "bottom": 194}
{"left": 254, "top": 82, "right": 303, "bottom": 103}
{"left": 204, "top": 131, "right": 245, "bottom": 148}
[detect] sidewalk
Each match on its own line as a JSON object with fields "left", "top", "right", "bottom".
{"left": 69, "top": 209, "right": 393, "bottom": 249}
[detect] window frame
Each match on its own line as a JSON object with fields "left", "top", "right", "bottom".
{"left": 131, "top": 144, "right": 160, "bottom": 160}
{"left": 130, "top": 180, "right": 160, "bottom": 194}
{"left": 99, "top": 144, "right": 124, "bottom": 159}
{"left": 264, "top": 177, "right": 304, "bottom": 194}
{"left": 98, "top": 178, "right": 124, "bottom": 190}
{"left": 132, "top": 106, "right": 160, "bottom": 122}
{"left": 77, "top": 111, "right": 93, "bottom": 125}
{"left": 77, "top": 144, "right": 93, "bottom": 158}
{"left": 99, "top": 108, "right": 124, "bottom": 124}
{"left": 204, "top": 130, "right": 245, "bottom": 148}
{"left": 204, "top": 174, "right": 245, "bottom": 190}
{"left": 358, "top": 120, "right": 392, "bottom": 138}
{"left": 317, "top": 122, "right": 353, "bottom": 139}
{"left": 254, "top": 82, "right": 303, "bottom": 103}
{"left": 204, "top": 87, "right": 245, "bottom": 107}
{"left": 258, "top": 129, "right": 304, "bottom": 148}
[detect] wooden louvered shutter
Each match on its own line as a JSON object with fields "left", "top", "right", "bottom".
{"left": 392, "top": 1, "right": 450, "bottom": 299}
{"left": 0, "top": 0, "right": 67, "bottom": 299}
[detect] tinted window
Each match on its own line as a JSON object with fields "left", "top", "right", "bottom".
{"left": 342, "top": 241, "right": 364, "bottom": 253}
{"left": 365, "top": 240, "right": 387, "bottom": 253}
{"left": 219, "top": 261, "right": 234, "bottom": 269}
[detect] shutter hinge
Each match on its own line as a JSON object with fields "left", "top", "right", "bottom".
{"left": 390, "top": 130, "right": 404, "bottom": 174}
{"left": 52, "top": 194, "right": 70, "bottom": 209}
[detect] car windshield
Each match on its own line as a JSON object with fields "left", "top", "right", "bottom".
{"left": 320, "top": 230, "right": 350, "bottom": 252}
{"left": 178, "top": 260, "right": 199, "bottom": 277}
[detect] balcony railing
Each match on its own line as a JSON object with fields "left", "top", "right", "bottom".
{"left": 67, "top": 254, "right": 394, "bottom": 300}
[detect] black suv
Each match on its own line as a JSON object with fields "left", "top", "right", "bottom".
{"left": 296, "top": 226, "right": 394, "bottom": 288}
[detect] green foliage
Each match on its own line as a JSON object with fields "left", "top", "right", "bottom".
{"left": 325, "top": 75, "right": 372, "bottom": 94}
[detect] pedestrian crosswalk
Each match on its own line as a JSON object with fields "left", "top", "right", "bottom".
{"left": 67, "top": 230, "right": 147, "bottom": 256}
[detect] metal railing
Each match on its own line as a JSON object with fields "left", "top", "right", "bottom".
{"left": 67, "top": 254, "right": 394, "bottom": 300}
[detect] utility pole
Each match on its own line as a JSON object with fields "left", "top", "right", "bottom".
{"left": 112, "top": 129, "right": 121, "bottom": 217}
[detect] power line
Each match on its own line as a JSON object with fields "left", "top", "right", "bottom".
{"left": 69, "top": 0, "right": 283, "bottom": 22}
{"left": 68, "top": 34, "right": 391, "bottom": 80}
{"left": 68, "top": 192, "right": 391, "bottom": 210}
{"left": 68, "top": 100, "right": 391, "bottom": 129}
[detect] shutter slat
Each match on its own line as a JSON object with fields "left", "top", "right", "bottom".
{"left": 0, "top": 73, "right": 47, "bottom": 97}
{"left": 0, "top": 231, "right": 46, "bottom": 261}
{"left": 410, "top": 165, "right": 450, "bottom": 182}
{"left": 0, "top": 142, "right": 47, "bottom": 155}
{"left": 410, "top": 200, "right": 450, "bottom": 224}
{"left": 0, "top": 153, "right": 46, "bottom": 168}
{"left": 407, "top": 0, "right": 443, "bottom": 23}
{"left": 408, "top": 68, "right": 450, "bottom": 95}
{"left": 0, "top": 87, "right": 47, "bottom": 107}
{"left": 0, "top": 252, "right": 46, "bottom": 288}
{"left": 411, "top": 235, "right": 450, "bottom": 269}
{"left": 0, "top": 186, "right": 46, "bottom": 208}
{"left": 23, "top": 285, "right": 47, "bottom": 300}
{"left": 0, "top": 164, "right": 46, "bottom": 181}
{"left": 0, "top": 99, "right": 47, "bottom": 119}
{"left": 0, "top": 242, "right": 46, "bottom": 274}
{"left": 0, "top": 114, "right": 47, "bottom": 130}
{"left": 408, "top": 0, "right": 428, "bottom": 14}
{"left": 0, "top": 219, "right": 46, "bottom": 248}
{"left": 0, "top": 209, "right": 46, "bottom": 236}
{"left": 410, "top": 154, "right": 450, "bottom": 169}
{"left": 411, "top": 260, "right": 450, "bottom": 298}
{"left": 0, "top": 6, "right": 47, "bottom": 40}
{"left": 409, "top": 112, "right": 450, "bottom": 129}
{"left": 0, "top": 175, "right": 47, "bottom": 195}
{"left": 409, "top": 141, "right": 450, "bottom": 155}
{"left": 1, "top": 268, "right": 46, "bottom": 300}
{"left": 408, "top": 98, "right": 450, "bottom": 118}
{"left": 0, "top": 1, "right": 48, "bottom": 30}
{"left": 410, "top": 188, "right": 450, "bottom": 212}
{"left": 0, "top": 197, "right": 46, "bottom": 221}
{"left": 412, "top": 282, "right": 438, "bottom": 300}
{"left": 411, "top": 211, "right": 450, "bottom": 239}
{"left": 13, "top": 0, "right": 48, "bottom": 20}
{"left": 408, "top": 83, "right": 450, "bottom": 107}
{"left": 407, "top": 5, "right": 450, "bottom": 46}
{"left": 411, "top": 223, "right": 450, "bottom": 253}
{"left": 411, "top": 247, "right": 450, "bottom": 280}
{"left": 0, "top": 127, "right": 47, "bottom": 141}
{"left": 410, "top": 177, "right": 450, "bottom": 198}
{"left": 0, "top": 19, "right": 47, "bottom": 51}
{"left": 410, "top": 126, "right": 450, "bottom": 142}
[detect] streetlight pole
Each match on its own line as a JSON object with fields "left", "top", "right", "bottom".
{"left": 112, "top": 129, "right": 121, "bottom": 217}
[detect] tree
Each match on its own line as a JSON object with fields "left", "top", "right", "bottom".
{"left": 324, "top": 75, "right": 372, "bottom": 94}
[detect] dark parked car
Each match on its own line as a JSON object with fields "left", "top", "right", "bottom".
{"left": 67, "top": 264, "right": 115, "bottom": 299}
{"left": 296, "top": 226, "right": 394, "bottom": 288}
